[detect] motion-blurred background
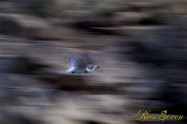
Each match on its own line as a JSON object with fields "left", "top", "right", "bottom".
{"left": 0, "top": 0, "right": 187, "bottom": 124}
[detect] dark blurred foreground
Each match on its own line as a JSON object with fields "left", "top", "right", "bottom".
{"left": 0, "top": 0, "right": 187, "bottom": 124}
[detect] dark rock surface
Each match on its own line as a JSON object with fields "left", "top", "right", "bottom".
{"left": 0, "top": 0, "right": 187, "bottom": 124}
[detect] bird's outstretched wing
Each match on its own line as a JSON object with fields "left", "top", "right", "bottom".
{"left": 79, "top": 53, "right": 94, "bottom": 64}
{"left": 68, "top": 53, "right": 94, "bottom": 68}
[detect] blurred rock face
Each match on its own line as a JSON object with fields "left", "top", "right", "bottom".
{"left": 0, "top": 0, "right": 187, "bottom": 124}
{"left": 12, "top": 0, "right": 61, "bottom": 17}
{"left": 12, "top": 0, "right": 127, "bottom": 18}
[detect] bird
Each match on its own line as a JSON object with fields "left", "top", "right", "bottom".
{"left": 59, "top": 53, "right": 100, "bottom": 74}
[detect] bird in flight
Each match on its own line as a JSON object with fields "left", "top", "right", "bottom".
{"left": 59, "top": 53, "right": 100, "bottom": 74}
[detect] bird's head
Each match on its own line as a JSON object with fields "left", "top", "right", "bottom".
{"left": 86, "top": 64, "right": 100, "bottom": 72}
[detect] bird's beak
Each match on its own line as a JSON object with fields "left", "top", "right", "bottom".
{"left": 96, "top": 65, "right": 100, "bottom": 69}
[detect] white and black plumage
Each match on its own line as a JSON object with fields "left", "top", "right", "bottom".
{"left": 59, "top": 53, "right": 100, "bottom": 74}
